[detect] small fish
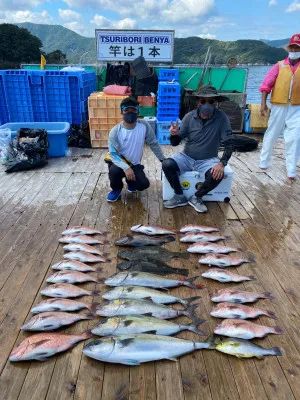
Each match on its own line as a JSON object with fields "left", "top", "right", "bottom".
{"left": 206, "top": 335, "right": 282, "bottom": 359}
{"left": 118, "top": 247, "right": 189, "bottom": 262}
{"left": 63, "top": 251, "right": 107, "bottom": 263}
{"left": 63, "top": 243, "right": 104, "bottom": 255}
{"left": 40, "top": 283, "right": 100, "bottom": 298}
{"left": 10, "top": 331, "right": 93, "bottom": 362}
{"left": 21, "top": 311, "right": 94, "bottom": 331}
{"left": 104, "top": 272, "right": 205, "bottom": 290}
{"left": 102, "top": 286, "right": 200, "bottom": 307}
{"left": 59, "top": 235, "right": 104, "bottom": 245}
{"left": 131, "top": 224, "right": 176, "bottom": 236}
{"left": 62, "top": 226, "right": 103, "bottom": 236}
{"left": 115, "top": 234, "right": 175, "bottom": 247}
{"left": 210, "top": 302, "right": 276, "bottom": 320}
{"left": 201, "top": 269, "right": 255, "bottom": 283}
{"left": 180, "top": 233, "right": 226, "bottom": 243}
{"left": 199, "top": 254, "right": 254, "bottom": 268}
{"left": 211, "top": 289, "right": 275, "bottom": 303}
{"left": 180, "top": 225, "right": 219, "bottom": 233}
{"left": 96, "top": 299, "right": 204, "bottom": 323}
{"left": 117, "top": 260, "right": 189, "bottom": 276}
{"left": 51, "top": 260, "right": 102, "bottom": 273}
{"left": 188, "top": 243, "right": 240, "bottom": 254}
{"left": 214, "top": 319, "right": 283, "bottom": 339}
{"left": 31, "top": 298, "right": 96, "bottom": 314}
{"left": 46, "top": 271, "right": 101, "bottom": 284}
{"left": 83, "top": 334, "right": 211, "bottom": 365}
{"left": 91, "top": 315, "right": 205, "bottom": 336}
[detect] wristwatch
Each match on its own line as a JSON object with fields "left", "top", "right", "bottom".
{"left": 220, "top": 160, "right": 227, "bottom": 167}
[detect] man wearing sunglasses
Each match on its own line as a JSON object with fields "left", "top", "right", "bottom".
{"left": 107, "top": 96, "right": 165, "bottom": 202}
{"left": 162, "top": 85, "right": 233, "bottom": 212}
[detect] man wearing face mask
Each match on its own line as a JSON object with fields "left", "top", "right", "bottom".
{"left": 107, "top": 96, "right": 165, "bottom": 202}
{"left": 162, "top": 85, "right": 233, "bottom": 212}
{"left": 259, "top": 33, "right": 300, "bottom": 180}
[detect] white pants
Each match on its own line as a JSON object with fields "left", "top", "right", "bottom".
{"left": 259, "top": 103, "right": 300, "bottom": 178}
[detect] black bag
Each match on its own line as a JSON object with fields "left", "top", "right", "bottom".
{"left": 134, "top": 68, "right": 158, "bottom": 96}
{"left": 68, "top": 122, "right": 91, "bottom": 148}
{"left": 5, "top": 128, "right": 49, "bottom": 173}
{"left": 220, "top": 135, "right": 259, "bottom": 153}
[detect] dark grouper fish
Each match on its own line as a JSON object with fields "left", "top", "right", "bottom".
{"left": 115, "top": 234, "right": 175, "bottom": 247}
{"left": 117, "top": 260, "right": 189, "bottom": 277}
{"left": 118, "top": 247, "right": 189, "bottom": 262}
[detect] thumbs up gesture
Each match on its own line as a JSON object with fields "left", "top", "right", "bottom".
{"left": 169, "top": 120, "right": 179, "bottom": 136}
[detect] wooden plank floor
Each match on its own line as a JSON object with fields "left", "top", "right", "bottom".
{"left": 0, "top": 139, "right": 300, "bottom": 400}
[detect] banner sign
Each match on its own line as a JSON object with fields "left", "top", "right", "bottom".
{"left": 95, "top": 29, "right": 174, "bottom": 62}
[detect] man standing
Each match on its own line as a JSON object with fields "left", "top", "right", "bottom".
{"left": 162, "top": 85, "right": 233, "bottom": 212}
{"left": 259, "top": 33, "right": 300, "bottom": 180}
{"left": 107, "top": 96, "right": 165, "bottom": 202}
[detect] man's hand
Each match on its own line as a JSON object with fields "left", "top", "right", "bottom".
{"left": 169, "top": 120, "right": 179, "bottom": 136}
{"left": 211, "top": 163, "right": 224, "bottom": 180}
{"left": 125, "top": 168, "right": 136, "bottom": 181}
{"left": 260, "top": 103, "right": 268, "bottom": 117}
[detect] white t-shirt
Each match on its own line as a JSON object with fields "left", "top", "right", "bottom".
{"left": 117, "top": 123, "right": 147, "bottom": 165}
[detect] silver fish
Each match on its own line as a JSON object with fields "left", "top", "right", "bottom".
{"left": 188, "top": 243, "right": 239, "bottom": 254}
{"left": 214, "top": 319, "right": 283, "bottom": 339}
{"left": 10, "top": 331, "right": 93, "bottom": 362}
{"left": 40, "top": 283, "right": 100, "bottom": 298}
{"left": 62, "top": 226, "right": 103, "bottom": 235}
{"left": 104, "top": 271, "right": 205, "bottom": 290}
{"left": 210, "top": 302, "right": 276, "bottom": 319}
{"left": 91, "top": 315, "right": 205, "bottom": 336}
{"left": 199, "top": 254, "right": 254, "bottom": 267}
{"left": 31, "top": 298, "right": 95, "bottom": 314}
{"left": 211, "top": 289, "right": 275, "bottom": 303}
{"left": 131, "top": 224, "right": 176, "bottom": 235}
{"left": 180, "top": 233, "right": 226, "bottom": 243}
{"left": 115, "top": 234, "right": 175, "bottom": 247}
{"left": 63, "top": 251, "right": 107, "bottom": 263}
{"left": 51, "top": 260, "right": 102, "bottom": 273}
{"left": 46, "top": 271, "right": 100, "bottom": 284}
{"left": 83, "top": 334, "right": 211, "bottom": 365}
{"left": 59, "top": 235, "right": 104, "bottom": 245}
{"left": 180, "top": 225, "right": 219, "bottom": 233}
{"left": 201, "top": 269, "right": 255, "bottom": 283}
{"left": 21, "top": 311, "right": 94, "bottom": 331}
{"left": 102, "top": 286, "right": 200, "bottom": 306}
{"left": 63, "top": 243, "right": 104, "bottom": 255}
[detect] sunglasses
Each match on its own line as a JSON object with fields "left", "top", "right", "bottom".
{"left": 199, "top": 99, "right": 216, "bottom": 105}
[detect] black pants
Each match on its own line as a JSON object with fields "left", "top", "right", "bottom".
{"left": 108, "top": 163, "right": 150, "bottom": 191}
{"left": 162, "top": 158, "right": 223, "bottom": 198}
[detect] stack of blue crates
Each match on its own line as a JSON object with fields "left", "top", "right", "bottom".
{"left": 156, "top": 69, "right": 180, "bottom": 144}
{"left": 0, "top": 70, "right": 96, "bottom": 125}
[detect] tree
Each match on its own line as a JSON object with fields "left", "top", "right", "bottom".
{"left": 45, "top": 50, "right": 68, "bottom": 64}
{"left": 0, "top": 24, "right": 42, "bottom": 69}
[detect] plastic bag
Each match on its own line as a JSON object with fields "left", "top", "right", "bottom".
{"left": 68, "top": 122, "right": 91, "bottom": 148}
{"left": 5, "top": 128, "right": 49, "bottom": 173}
{"left": 0, "top": 128, "right": 11, "bottom": 164}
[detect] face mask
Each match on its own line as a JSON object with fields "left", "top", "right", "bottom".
{"left": 123, "top": 112, "right": 138, "bottom": 124}
{"left": 289, "top": 52, "right": 300, "bottom": 60}
{"left": 198, "top": 103, "right": 216, "bottom": 117}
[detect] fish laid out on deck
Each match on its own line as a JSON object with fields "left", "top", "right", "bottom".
{"left": 31, "top": 298, "right": 96, "bottom": 314}
{"left": 201, "top": 269, "right": 255, "bottom": 283}
{"left": 63, "top": 243, "right": 105, "bottom": 255}
{"left": 91, "top": 315, "right": 205, "bottom": 336}
{"left": 102, "top": 285, "right": 200, "bottom": 306}
{"left": 214, "top": 319, "right": 283, "bottom": 339}
{"left": 211, "top": 288, "right": 275, "bottom": 303}
{"left": 115, "top": 234, "right": 175, "bottom": 247}
{"left": 51, "top": 260, "right": 102, "bottom": 273}
{"left": 199, "top": 254, "right": 254, "bottom": 267}
{"left": 59, "top": 235, "right": 105, "bottom": 245}
{"left": 210, "top": 302, "right": 276, "bottom": 319}
{"left": 83, "top": 334, "right": 211, "bottom": 365}
{"left": 9, "top": 331, "right": 93, "bottom": 362}
{"left": 207, "top": 335, "right": 282, "bottom": 359}
{"left": 180, "top": 225, "right": 220, "bottom": 233}
{"left": 63, "top": 251, "right": 107, "bottom": 263}
{"left": 180, "top": 232, "right": 226, "bottom": 243}
{"left": 21, "top": 311, "right": 94, "bottom": 331}
{"left": 46, "top": 271, "right": 101, "bottom": 284}
{"left": 62, "top": 226, "right": 104, "bottom": 236}
{"left": 40, "top": 283, "right": 100, "bottom": 298}
{"left": 117, "top": 260, "right": 189, "bottom": 276}
{"left": 131, "top": 224, "right": 176, "bottom": 235}
{"left": 188, "top": 243, "right": 240, "bottom": 254}
{"left": 104, "top": 271, "right": 205, "bottom": 290}
{"left": 118, "top": 247, "right": 189, "bottom": 262}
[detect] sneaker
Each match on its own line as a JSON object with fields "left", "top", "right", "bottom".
{"left": 107, "top": 189, "right": 122, "bottom": 202}
{"left": 188, "top": 195, "right": 208, "bottom": 213}
{"left": 164, "top": 194, "right": 188, "bottom": 209}
{"left": 127, "top": 184, "right": 137, "bottom": 193}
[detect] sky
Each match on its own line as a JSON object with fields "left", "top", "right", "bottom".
{"left": 0, "top": 0, "right": 299, "bottom": 41}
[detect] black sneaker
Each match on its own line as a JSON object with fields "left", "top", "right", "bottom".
{"left": 188, "top": 195, "right": 208, "bottom": 212}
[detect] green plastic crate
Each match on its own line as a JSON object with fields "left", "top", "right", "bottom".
{"left": 139, "top": 106, "right": 156, "bottom": 117}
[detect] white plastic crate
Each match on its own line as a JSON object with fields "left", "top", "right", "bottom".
{"left": 162, "top": 165, "right": 233, "bottom": 202}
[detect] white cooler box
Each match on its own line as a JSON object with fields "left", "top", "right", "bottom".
{"left": 162, "top": 165, "right": 233, "bottom": 202}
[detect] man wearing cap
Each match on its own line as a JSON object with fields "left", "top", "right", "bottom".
{"left": 259, "top": 33, "right": 300, "bottom": 180}
{"left": 162, "top": 85, "right": 233, "bottom": 212}
{"left": 106, "top": 96, "right": 165, "bottom": 202}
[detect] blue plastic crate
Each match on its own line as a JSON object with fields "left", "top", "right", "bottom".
{"left": 156, "top": 113, "right": 180, "bottom": 121}
{"left": 158, "top": 69, "right": 179, "bottom": 82}
{"left": 157, "top": 96, "right": 181, "bottom": 109}
{"left": 156, "top": 119, "right": 181, "bottom": 144}
{"left": 0, "top": 122, "right": 70, "bottom": 157}
{"left": 0, "top": 74, "right": 9, "bottom": 125}
{"left": 158, "top": 82, "right": 181, "bottom": 97}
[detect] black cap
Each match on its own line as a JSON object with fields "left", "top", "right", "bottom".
{"left": 120, "top": 97, "right": 139, "bottom": 111}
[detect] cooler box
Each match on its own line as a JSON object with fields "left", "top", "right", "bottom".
{"left": 162, "top": 165, "right": 233, "bottom": 202}
{"left": 243, "top": 109, "right": 267, "bottom": 134}
{"left": 0, "top": 122, "right": 70, "bottom": 157}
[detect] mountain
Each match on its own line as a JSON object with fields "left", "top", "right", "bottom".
{"left": 262, "top": 38, "right": 289, "bottom": 48}
{"left": 17, "top": 23, "right": 287, "bottom": 65}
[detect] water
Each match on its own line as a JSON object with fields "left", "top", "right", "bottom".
{"left": 245, "top": 65, "right": 272, "bottom": 104}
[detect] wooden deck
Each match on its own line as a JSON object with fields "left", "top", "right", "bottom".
{"left": 0, "top": 139, "right": 300, "bottom": 400}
